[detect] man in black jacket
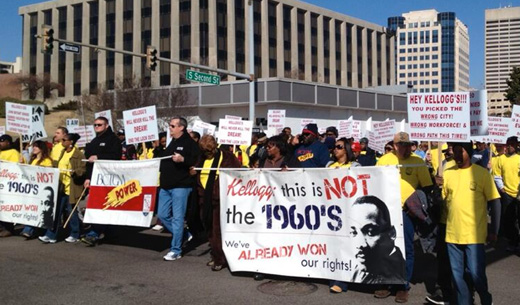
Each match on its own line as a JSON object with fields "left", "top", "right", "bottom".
{"left": 157, "top": 116, "right": 200, "bottom": 261}
{"left": 81, "top": 116, "right": 122, "bottom": 246}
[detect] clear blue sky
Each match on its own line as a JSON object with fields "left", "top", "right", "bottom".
{"left": 1, "top": 0, "right": 519, "bottom": 89}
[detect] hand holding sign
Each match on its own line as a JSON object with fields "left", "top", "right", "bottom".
{"left": 172, "top": 152, "right": 184, "bottom": 163}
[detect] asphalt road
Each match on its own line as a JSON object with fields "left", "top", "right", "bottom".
{"left": 1, "top": 225, "right": 519, "bottom": 305}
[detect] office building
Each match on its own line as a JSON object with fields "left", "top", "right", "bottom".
{"left": 485, "top": 6, "right": 520, "bottom": 116}
{"left": 19, "top": 0, "right": 397, "bottom": 99}
{"left": 388, "top": 9, "right": 470, "bottom": 93}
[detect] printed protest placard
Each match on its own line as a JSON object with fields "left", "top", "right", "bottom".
{"left": 220, "top": 167, "right": 405, "bottom": 284}
{"left": 509, "top": 105, "right": 520, "bottom": 138}
{"left": 267, "top": 110, "right": 286, "bottom": 134}
{"left": 84, "top": 159, "right": 160, "bottom": 227}
{"left": 192, "top": 120, "right": 216, "bottom": 136}
{"left": 225, "top": 115, "right": 242, "bottom": 120}
{"left": 470, "top": 90, "right": 489, "bottom": 136}
{"left": 95, "top": 110, "right": 114, "bottom": 128}
{"left": 123, "top": 106, "right": 159, "bottom": 145}
{"left": 351, "top": 120, "right": 362, "bottom": 141}
{"left": 218, "top": 119, "right": 253, "bottom": 146}
{"left": 300, "top": 119, "right": 317, "bottom": 129}
{"left": 5, "top": 102, "right": 32, "bottom": 135}
{"left": 368, "top": 120, "right": 396, "bottom": 153}
{"left": 70, "top": 125, "right": 96, "bottom": 147}
{"left": 0, "top": 162, "right": 59, "bottom": 228}
{"left": 337, "top": 120, "right": 351, "bottom": 138}
{"left": 66, "top": 119, "right": 80, "bottom": 130}
{"left": 408, "top": 92, "right": 471, "bottom": 142}
{"left": 472, "top": 117, "right": 510, "bottom": 144}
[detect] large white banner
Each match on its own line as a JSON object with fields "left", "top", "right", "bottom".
{"left": 0, "top": 162, "right": 59, "bottom": 228}
{"left": 84, "top": 159, "right": 160, "bottom": 227}
{"left": 408, "top": 92, "right": 471, "bottom": 142}
{"left": 218, "top": 119, "right": 253, "bottom": 146}
{"left": 123, "top": 106, "right": 159, "bottom": 145}
{"left": 220, "top": 167, "right": 405, "bottom": 284}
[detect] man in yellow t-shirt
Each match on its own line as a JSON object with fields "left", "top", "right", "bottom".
{"left": 50, "top": 126, "right": 68, "bottom": 163}
{"left": 442, "top": 142, "right": 500, "bottom": 305}
{"left": 494, "top": 136, "right": 520, "bottom": 252}
{"left": 376, "top": 132, "right": 433, "bottom": 303}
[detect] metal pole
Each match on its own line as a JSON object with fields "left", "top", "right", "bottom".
{"left": 37, "top": 35, "right": 252, "bottom": 81}
{"left": 248, "top": 0, "right": 255, "bottom": 124}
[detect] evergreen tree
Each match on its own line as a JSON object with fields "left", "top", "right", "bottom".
{"left": 506, "top": 66, "right": 520, "bottom": 106}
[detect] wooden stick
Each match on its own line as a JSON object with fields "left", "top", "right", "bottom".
{"left": 437, "top": 142, "right": 444, "bottom": 177}
{"left": 63, "top": 187, "right": 88, "bottom": 229}
{"left": 142, "top": 142, "right": 148, "bottom": 159}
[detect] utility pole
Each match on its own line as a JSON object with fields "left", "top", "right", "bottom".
{"left": 248, "top": 0, "right": 255, "bottom": 124}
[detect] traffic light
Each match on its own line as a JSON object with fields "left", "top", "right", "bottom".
{"left": 41, "top": 25, "right": 54, "bottom": 54}
{"left": 146, "top": 45, "right": 158, "bottom": 71}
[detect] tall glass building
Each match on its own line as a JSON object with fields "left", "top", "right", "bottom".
{"left": 388, "top": 9, "right": 470, "bottom": 93}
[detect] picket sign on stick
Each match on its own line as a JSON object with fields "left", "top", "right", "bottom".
{"left": 63, "top": 187, "right": 88, "bottom": 228}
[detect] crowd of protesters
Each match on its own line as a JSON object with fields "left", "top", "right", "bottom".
{"left": 1, "top": 116, "right": 517, "bottom": 305}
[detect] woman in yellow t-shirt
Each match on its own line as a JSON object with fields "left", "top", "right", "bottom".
{"left": 39, "top": 133, "right": 86, "bottom": 244}
{"left": 20, "top": 141, "right": 53, "bottom": 239}
{"left": 328, "top": 138, "right": 356, "bottom": 169}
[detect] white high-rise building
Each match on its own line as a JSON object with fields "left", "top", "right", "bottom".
{"left": 388, "top": 9, "right": 470, "bottom": 93}
{"left": 485, "top": 6, "right": 520, "bottom": 116}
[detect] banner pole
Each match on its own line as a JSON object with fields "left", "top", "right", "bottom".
{"left": 437, "top": 142, "right": 444, "bottom": 177}
{"left": 142, "top": 142, "right": 148, "bottom": 159}
{"left": 63, "top": 187, "right": 88, "bottom": 229}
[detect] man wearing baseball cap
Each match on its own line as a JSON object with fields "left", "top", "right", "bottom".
{"left": 293, "top": 123, "right": 330, "bottom": 168}
{"left": 375, "top": 132, "right": 433, "bottom": 303}
{"left": 440, "top": 142, "right": 500, "bottom": 305}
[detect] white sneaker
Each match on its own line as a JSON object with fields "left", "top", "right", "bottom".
{"left": 38, "top": 236, "right": 57, "bottom": 244}
{"left": 152, "top": 225, "right": 163, "bottom": 231}
{"left": 163, "top": 251, "right": 182, "bottom": 261}
{"left": 65, "top": 236, "right": 79, "bottom": 243}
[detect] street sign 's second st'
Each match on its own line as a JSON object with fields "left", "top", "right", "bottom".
{"left": 186, "top": 69, "right": 220, "bottom": 85}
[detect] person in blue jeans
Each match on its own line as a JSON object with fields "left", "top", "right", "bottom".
{"left": 156, "top": 116, "right": 200, "bottom": 261}
{"left": 441, "top": 142, "right": 500, "bottom": 305}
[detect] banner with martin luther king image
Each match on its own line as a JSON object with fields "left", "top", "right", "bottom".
{"left": 220, "top": 167, "right": 406, "bottom": 284}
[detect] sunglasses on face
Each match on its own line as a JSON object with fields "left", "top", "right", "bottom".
{"left": 335, "top": 145, "right": 345, "bottom": 150}
{"left": 94, "top": 124, "right": 104, "bottom": 127}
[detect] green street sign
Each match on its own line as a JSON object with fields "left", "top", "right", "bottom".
{"left": 185, "top": 69, "right": 220, "bottom": 85}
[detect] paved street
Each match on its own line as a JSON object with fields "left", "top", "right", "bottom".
{"left": 1, "top": 225, "right": 519, "bottom": 305}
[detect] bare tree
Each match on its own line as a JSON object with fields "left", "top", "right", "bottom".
{"left": 79, "top": 75, "right": 192, "bottom": 126}
{"left": 16, "top": 73, "right": 63, "bottom": 101}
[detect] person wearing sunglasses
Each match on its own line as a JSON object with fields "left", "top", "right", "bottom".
{"left": 293, "top": 123, "right": 330, "bottom": 168}
{"left": 328, "top": 138, "right": 357, "bottom": 169}
{"left": 80, "top": 116, "right": 122, "bottom": 247}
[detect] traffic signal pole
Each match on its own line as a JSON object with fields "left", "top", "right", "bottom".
{"left": 35, "top": 34, "right": 252, "bottom": 81}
